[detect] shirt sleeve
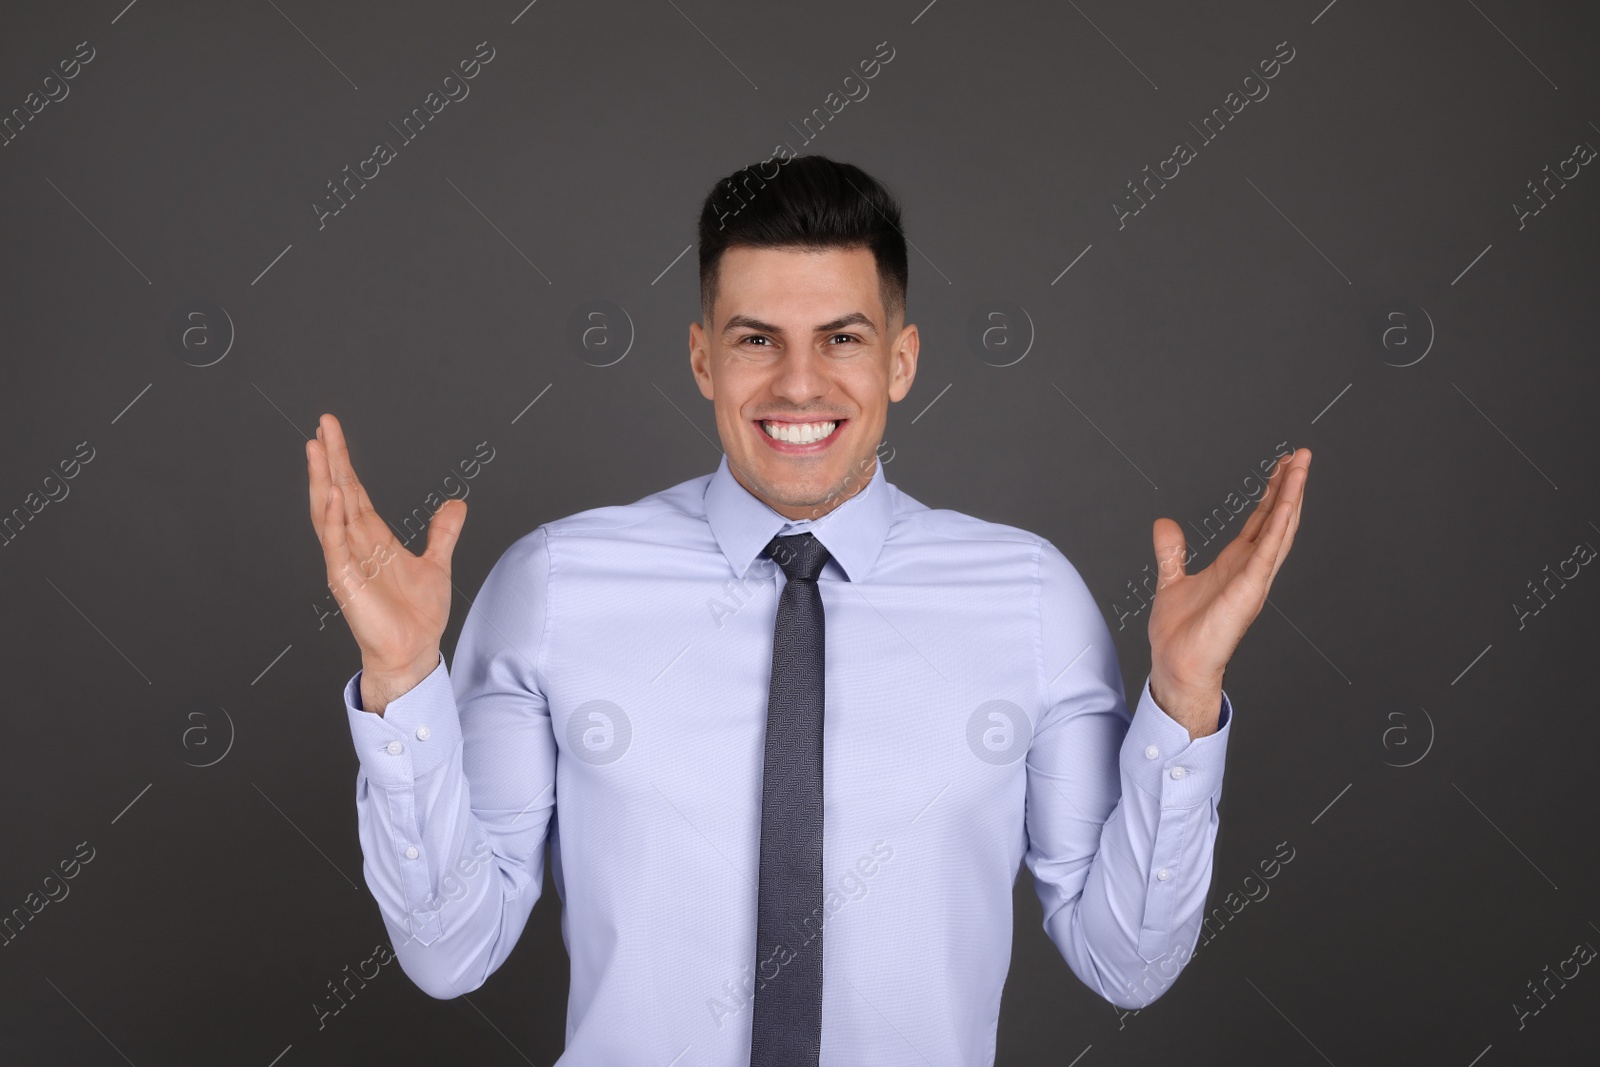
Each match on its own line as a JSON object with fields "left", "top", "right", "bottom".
{"left": 1023, "top": 537, "right": 1233, "bottom": 1010}
{"left": 342, "top": 524, "right": 557, "bottom": 999}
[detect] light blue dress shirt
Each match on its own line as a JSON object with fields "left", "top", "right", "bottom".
{"left": 343, "top": 452, "right": 1233, "bottom": 1065}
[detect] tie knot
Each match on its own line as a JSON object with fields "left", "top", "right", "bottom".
{"left": 763, "top": 532, "right": 831, "bottom": 582}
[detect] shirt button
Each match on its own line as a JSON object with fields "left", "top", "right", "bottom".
{"left": 404, "top": 845, "right": 419, "bottom": 860}
{"left": 1156, "top": 868, "right": 1171, "bottom": 881}
{"left": 1169, "top": 766, "right": 1187, "bottom": 780}
{"left": 386, "top": 740, "right": 404, "bottom": 755}
{"left": 1144, "top": 744, "right": 1159, "bottom": 760}
{"left": 415, "top": 725, "right": 431, "bottom": 741}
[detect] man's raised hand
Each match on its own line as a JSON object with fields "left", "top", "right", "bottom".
{"left": 306, "top": 413, "right": 467, "bottom": 714}
{"left": 1145, "top": 447, "right": 1312, "bottom": 735}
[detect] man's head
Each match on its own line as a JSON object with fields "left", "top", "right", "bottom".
{"left": 689, "top": 155, "right": 918, "bottom": 522}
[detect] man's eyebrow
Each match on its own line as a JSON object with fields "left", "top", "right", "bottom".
{"left": 721, "top": 314, "right": 780, "bottom": 335}
{"left": 817, "top": 311, "right": 878, "bottom": 334}
{"left": 722, "top": 311, "right": 879, "bottom": 335}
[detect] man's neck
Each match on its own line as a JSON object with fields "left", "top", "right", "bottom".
{"left": 731, "top": 456, "right": 877, "bottom": 523}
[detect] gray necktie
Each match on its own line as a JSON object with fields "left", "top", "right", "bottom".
{"left": 749, "top": 531, "right": 830, "bottom": 1065}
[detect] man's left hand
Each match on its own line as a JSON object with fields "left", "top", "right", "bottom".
{"left": 1146, "top": 448, "right": 1313, "bottom": 738}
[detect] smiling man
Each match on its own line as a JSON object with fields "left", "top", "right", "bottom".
{"left": 688, "top": 235, "right": 913, "bottom": 522}
{"left": 308, "top": 154, "right": 1311, "bottom": 1066}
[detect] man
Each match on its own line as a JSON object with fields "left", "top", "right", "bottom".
{"left": 307, "top": 155, "right": 1310, "bottom": 1065}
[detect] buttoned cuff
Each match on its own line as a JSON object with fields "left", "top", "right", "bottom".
{"left": 1118, "top": 674, "right": 1232, "bottom": 808}
{"left": 344, "top": 652, "right": 462, "bottom": 786}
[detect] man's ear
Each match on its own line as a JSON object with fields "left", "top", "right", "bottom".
{"left": 887, "top": 321, "right": 919, "bottom": 403}
{"left": 689, "top": 320, "right": 715, "bottom": 401}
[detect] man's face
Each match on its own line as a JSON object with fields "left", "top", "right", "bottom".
{"left": 689, "top": 245, "right": 918, "bottom": 521}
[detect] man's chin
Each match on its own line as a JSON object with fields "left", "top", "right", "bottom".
{"left": 749, "top": 465, "right": 872, "bottom": 519}
{"left": 757, "top": 479, "right": 834, "bottom": 513}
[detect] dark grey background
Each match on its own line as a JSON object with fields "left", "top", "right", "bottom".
{"left": 2, "top": 0, "right": 1596, "bottom": 1063}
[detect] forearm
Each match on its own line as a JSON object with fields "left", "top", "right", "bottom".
{"left": 351, "top": 744, "right": 545, "bottom": 998}
{"left": 1037, "top": 677, "right": 1231, "bottom": 1009}
{"left": 345, "top": 661, "right": 551, "bottom": 999}
{"left": 1059, "top": 771, "right": 1220, "bottom": 1007}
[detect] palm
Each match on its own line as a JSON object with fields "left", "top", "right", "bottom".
{"left": 1147, "top": 450, "right": 1312, "bottom": 688}
{"left": 306, "top": 414, "right": 466, "bottom": 675}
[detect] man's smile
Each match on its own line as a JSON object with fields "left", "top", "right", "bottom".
{"left": 754, "top": 417, "right": 848, "bottom": 454}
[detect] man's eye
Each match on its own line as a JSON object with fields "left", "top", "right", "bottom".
{"left": 830, "top": 334, "right": 860, "bottom": 345}
{"left": 742, "top": 335, "right": 771, "bottom": 346}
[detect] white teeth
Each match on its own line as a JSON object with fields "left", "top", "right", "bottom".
{"left": 761, "top": 420, "right": 836, "bottom": 445}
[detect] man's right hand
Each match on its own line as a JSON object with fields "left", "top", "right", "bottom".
{"left": 306, "top": 413, "right": 467, "bottom": 715}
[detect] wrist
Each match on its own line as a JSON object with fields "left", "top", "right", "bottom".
{"left": 359, "top": 650, "right": 439, "bottom": 715}
{"left": 1148, "top": 667, "right": 1224, "bottom": 738}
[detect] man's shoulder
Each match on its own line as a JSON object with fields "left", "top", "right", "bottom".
{"left": 544, "top": 470, "right": 712, "bottom": 537}
{"left": 891, "top": 489, "right": 1048, "bottom": 552}
{"left": 491, "top": 470, "right": 714, "bottom": 566}
{"left": 888, "top": 488, "right": 1088, "bottom": 582}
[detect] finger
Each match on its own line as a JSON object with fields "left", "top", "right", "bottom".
{"left": 1269, "top": 454, "right": 1311, "bottom": 580}
{"left": 321, "top": 484, "right": 354, "bottom": 582}
{"left": 1236, "top": 459, "right": 1282, "bottom": 543}
{"left": 1268, "top": 452, "right": 1309, "bottom": 558}
{"left": 318, "top": 414, "right": 376, "bottom": 527}
{"left": 421, "top": 498, "right": 468, "bottom": 572}
{"left": 1233, "top": 485, "right": 1296, "bottom": 610}
{"left": 1238, "top": 453, "right": 1291, "bottom": 542}
{"left": 307, "top": 436, "right": 333, "bottom": 540}
{"left": 1151, "top": 517, "right": 1188, "bottom": 591}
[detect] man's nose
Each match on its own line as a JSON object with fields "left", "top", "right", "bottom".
{"left": 769, "top": 347, "right": 830, "bottom": 404}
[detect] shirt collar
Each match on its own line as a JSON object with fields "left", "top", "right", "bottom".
{"left": 704, "top": 452, "right": 892, "bottom": 583}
